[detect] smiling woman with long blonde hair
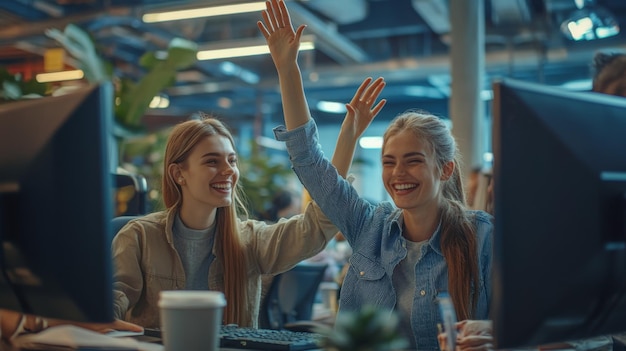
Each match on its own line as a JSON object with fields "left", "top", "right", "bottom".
{"left": 112, "top": 113, "right": 337, "bottom": 328}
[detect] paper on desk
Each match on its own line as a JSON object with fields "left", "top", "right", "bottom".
{"left": 12, "top": 325, "right": 163, "bottom": 351}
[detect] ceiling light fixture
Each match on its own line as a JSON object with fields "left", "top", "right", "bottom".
{"left": 359, "top": 136, "right": 383, "bottom": 150}
{"left": 36, "top": 70, "right": 84, "bottom": 83}
{"left": 143, "top": 2, "right": 266, "bottom": 23}
{"left": 197, "top": 39, "right": 314, "bottom": 61}
{"left": 561, "top": 0, "right": 620, "bottom": 41}
{"left": 316, "top": 100, "right": 346, "bottom": 114}
{"left": 149, "top": 95, "right": 170, "bottom": 109}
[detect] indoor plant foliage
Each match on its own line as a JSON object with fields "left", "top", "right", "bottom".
{"left": 318, "top": 306, "right": 408, "bottom": 351}
{"left": 0, "top": 67, "right": 48, "bottom": 101}
{"left": 45, "top": 23, "right": 198, "bottom": 132}
{"left": 237, "top": 140, "right": 295, "bottom": 219}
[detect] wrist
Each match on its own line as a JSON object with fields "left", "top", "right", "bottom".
{"left": 11, "top": 315, "right": 49, "bottom": 339}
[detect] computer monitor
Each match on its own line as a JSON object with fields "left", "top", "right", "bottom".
{"left": 491, "top": 78, "right": 626, "bottom": 348}
{"left": 0, "top": 83, "right": 115, "bottom": 323}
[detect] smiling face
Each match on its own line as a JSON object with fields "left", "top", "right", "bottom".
{"left": 382, "top": 129, "right": 444, "bottom": 212}
{"left": 174, "top": 134, "right": 239, "bottom": 212}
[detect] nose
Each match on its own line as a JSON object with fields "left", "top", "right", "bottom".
{"left": 392, "top": 163, "right": 406, "bottom": 176}
{"left": 221, "top": 162, "right": 236, "bottom": 175}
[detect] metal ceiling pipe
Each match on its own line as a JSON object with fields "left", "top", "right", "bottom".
{"left": 490, "top": 0, "right": 532, "bottom": 26}
{"left": 288, "top": 1, "right": 369, "bottom": 64}
{"left": 301, "top": 0, "right": 368, "bottom": 25}
{"left": 411, "top": 0, "right": 450, "bottom": 34}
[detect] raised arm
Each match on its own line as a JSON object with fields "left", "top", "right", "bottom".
{"left": 257, "top": 0, "right": 310, "bottom": 131}
{"left": 332, "top": 77, "right": 387, "bottom": 177}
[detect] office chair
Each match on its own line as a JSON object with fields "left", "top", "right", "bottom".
{"left": 111, "top": 215, "right": 140, "bottom": 240}
{"left": 112, "top": 172, "right": 148, "bottom": 216}
{"left": 260, "top": 263, "right": 328, "bottom": 331}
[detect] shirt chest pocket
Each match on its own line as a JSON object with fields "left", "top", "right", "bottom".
{"left": 349, "top": 252, "right": 386, "bottom": 281}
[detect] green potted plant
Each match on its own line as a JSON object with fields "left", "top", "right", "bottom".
{"left": 317, "top": 306, "right": 408, "bottom": 351}
{"left": 45, "top": 23, "right": 198, "bottom": 133}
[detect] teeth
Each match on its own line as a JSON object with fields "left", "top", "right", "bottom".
{"left": 395, "top": 184, "right": 416, "bottom": 190}
{"left": 212, "top": 183, "right": 231, "bottom": 190}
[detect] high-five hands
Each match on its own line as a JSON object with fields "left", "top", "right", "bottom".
{"left": 342, "top": 77, "right": 387, "bottom": 140}
{"left": 257, "top": 0, "right": 305, "bottom": 70}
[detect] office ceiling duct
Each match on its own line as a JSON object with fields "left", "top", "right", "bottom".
{"left": 490, "top": 0, "right": 532, "bottom": 26}
{"left": 411, "top": 0, "right": 450, "bottom": 34}
{"left": 301, "top": 0, "right": 368, "bottom": 25}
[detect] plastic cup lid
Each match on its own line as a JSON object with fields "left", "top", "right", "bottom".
{"left": 158, "top": 290, "right": 227, "bottom": 308}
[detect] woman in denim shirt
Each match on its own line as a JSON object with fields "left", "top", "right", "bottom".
{"left": 257, "top": 1, "right": 494, "bottom": 349}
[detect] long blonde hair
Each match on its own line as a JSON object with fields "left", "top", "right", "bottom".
{"left": 162, "top": 113, "right": 249, "bottom": 325}
{"left": 383, "top": 110, "right": 479, "bottom": 320}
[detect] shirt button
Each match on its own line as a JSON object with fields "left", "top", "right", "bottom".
{"left": 360, "top": 271, "right": 365, "bottom": 276}
{"left": 419, "top": 290, "right": 426, "bottom": 296}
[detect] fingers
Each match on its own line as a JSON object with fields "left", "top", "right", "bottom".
{"left": 364, "top": 78, "right": 385, "bottom": 104}
{"left": 351, "top": 77, "right": 374, "bottom": 104}
{"left": 456, "top": 335, "right": 494, "bottom": 351}
{"left": 278, "top": 0, "right": 291, "bottom": 28}
{"left": 371, "top": 99, "right": 387, "bottom": 117}
{"left": 295, "top": 24, "right": 306, "bottom": 42}
{"left": 259, "top": 0, "right": 300, "bottom": 39}
{"left": 267, "top": 0, "right": 280, "bottom": 30}
{"left": 257, "top": 20, "right": 270, "bottom": 39}
{"left": 351, "top": 77, "right": 385, "bottom": 107}
{"left": 111, "top": 319, "right": 144, "bottom": 332}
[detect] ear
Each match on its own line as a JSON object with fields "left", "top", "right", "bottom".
{"left": 168, "top": 163, "right": 184, "bottom": 185}
{"left": 440, "top": 161, "right": 455, "bottom": 181}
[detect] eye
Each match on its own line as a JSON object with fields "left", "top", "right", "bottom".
{"left": 205, "top": 159, "right": 218, "bottom": 165}
{"left": 229, "top": 157, "right": 238, "bottom": 165}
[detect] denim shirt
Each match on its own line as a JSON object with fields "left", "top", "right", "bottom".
{"left": 274, "top": 119, "right": 493, "bottom": 351}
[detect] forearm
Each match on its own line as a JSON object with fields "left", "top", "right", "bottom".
{"left": 1, "top": 310, "right": 49, "bottom": 341}
{"left": 331, "top": 125, "right": 360, "bottom": 178}
{"left": 1, "top": 309, "right": 22, "bottom": 341}
{"left": 276, "top": 63, "right": 311, "bottom": 131}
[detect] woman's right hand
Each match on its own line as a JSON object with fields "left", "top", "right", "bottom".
{"left": 341, "top": 77, "right": 387, "bottom": 140}
{"left": 256, "top": 0, "right": 305, "bottom": 71}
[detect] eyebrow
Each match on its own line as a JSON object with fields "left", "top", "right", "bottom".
{"left": 200, "top": 152, "right": 236, "bottom": 158}
{"left": 382, "top": 151, "right": 426, "bottom": 159}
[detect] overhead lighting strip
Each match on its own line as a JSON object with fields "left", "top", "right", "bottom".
{"left": 36, "top": 70, "right": 84, "bottom": 83}
{"left": 197, "top": 41, "right": 315, "bottom": 61}
{"left": 143, "top": 2, "right": 267, "bottom": 23}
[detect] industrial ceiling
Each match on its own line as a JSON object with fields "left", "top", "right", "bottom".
{"left": 1, "top": 0, "right": 625, "bottom": 132}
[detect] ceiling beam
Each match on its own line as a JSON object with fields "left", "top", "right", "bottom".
{"left": 287, "top": 1, "right": 369, "bottom": 64}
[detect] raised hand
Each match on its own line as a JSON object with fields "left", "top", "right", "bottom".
{"left": 257, "top": 0, "right": 306, "bottom": 70}
{"left": 331, "top": 77, "right": 386, "bottom": 178}
{"left": 342, "top": 77, "right": 387, "bottom": 140}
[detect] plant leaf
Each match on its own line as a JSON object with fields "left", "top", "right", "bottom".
{"left": 45, "top": 24, "right": 109, "bottom": 83}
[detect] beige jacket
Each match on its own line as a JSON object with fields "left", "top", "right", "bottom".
{"left": 111, "top": 201, "right": 336, "bottom": 328}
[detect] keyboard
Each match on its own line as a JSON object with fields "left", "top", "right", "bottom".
{"left": 220, "top": 325, "right": 323, "bottom": 351}
{"left": 142, "top": 325, "right": 323, "bottom": 351}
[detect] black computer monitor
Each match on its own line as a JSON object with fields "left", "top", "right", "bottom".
{"left": 0, "top": 83, "right": 115, "bottom": 323}
{"left": 491, "top": 78, "right": 626, "bottom": 348}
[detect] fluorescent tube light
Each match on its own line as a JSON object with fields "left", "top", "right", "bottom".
{"left": 359, "top": 136, "right": 383, "bottom": 149}
{"left": 316, "top": 100, "right": 346, "bottom": 114}
{"left": 149, "top": 95, "right": 170, "bottom": 109}
{"left": 143, "top": 2, "right": 266, "bottom": 23}
{"left": 36, "top": 70, "right": 84, "bottom": 83}
{"left": 197, "top": 41, "right": 314, "bottom": 61}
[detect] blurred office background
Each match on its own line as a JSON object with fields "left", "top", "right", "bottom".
{"left": 1, "top": 0, "right": 624, "bottom": 208}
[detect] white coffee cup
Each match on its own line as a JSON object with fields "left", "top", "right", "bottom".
{"left": 158, "top": 290, "right": 226, "bottom": 351}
